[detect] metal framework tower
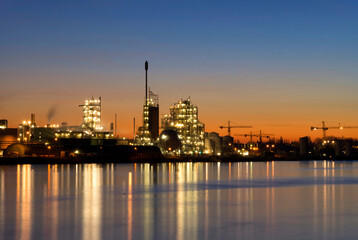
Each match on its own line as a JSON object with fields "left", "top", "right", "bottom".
{"left": 161, "top": 98, "right": 205, "bottom": 154}
{"left": 79, "top": 97, "right": 102, "bottom": 131}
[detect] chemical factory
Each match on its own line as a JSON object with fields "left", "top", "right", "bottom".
{"left": 1, "top": 61, "right": 358, "bottom": 162}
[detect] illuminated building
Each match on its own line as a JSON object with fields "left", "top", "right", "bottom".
{"left": 138, "top": 90, "right": 159, "bottom": 145}
{"left": 204, "top": 132, "right": 222, "bottom": 155}
{"left": 54, "top": 131, "right": 114, "bottom": 140}
{"left": 137, "top": 61, "right": 159, "bottom": 145}
{"left": 0, "top": 119, "right": 8, "bottom": 129}
{"left": 161, "top": 98, "right": 205, "bottom": 154}
{"left": 17, "top": 114, "right": 36, "bottom": 143}
{"left": 79, "top": 97, "right": 103, "bottom": 132}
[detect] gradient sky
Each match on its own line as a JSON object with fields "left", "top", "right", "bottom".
{"left": 1, "top": 0, "right": 358, "bottom": 141}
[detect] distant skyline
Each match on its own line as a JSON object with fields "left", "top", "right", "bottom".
{"left": 1, "top": 0, "right": 358, "bottom": 140}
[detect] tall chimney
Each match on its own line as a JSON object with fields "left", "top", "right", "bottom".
{"left": 31, "top": 113, "right": 35, "bottom": 126}
{"left": 145, "top": 61, "right": 148, "bottom": 103}
{"left": 133, "top": 117, "right": 136, "bottom": 141}
{"left": 114, "top": 113, "right": 117, "bottom": 137}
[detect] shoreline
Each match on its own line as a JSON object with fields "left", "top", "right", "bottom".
{"left": 0, "top": 156, "right": 357, "bottom": 165}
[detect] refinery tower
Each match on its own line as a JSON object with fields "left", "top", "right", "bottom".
{"left": 138, "top": 61, "right": 159, "bottom": 144}
{"left": 79, "top": 97, "right": 102, "bottom": 132}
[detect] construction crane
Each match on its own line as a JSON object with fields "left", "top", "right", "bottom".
{"left": 219, "top": 121, "right": 252, "bottom": 136}
{"left": 311, "top": 121, "right": 358, "bottom": 139}
{"left": 236, "top": 130, "right": 274, "bottom": 143}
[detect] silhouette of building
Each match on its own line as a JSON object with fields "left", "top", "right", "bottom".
{"left": 0, "top": 119, "right": 8, "bottom": 129}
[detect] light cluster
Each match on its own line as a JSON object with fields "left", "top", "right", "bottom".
{"left": 80, "top": 97, "right": 103, "bottom": 131}
{"left": 162, "top": 98, "right": 205, "bottom": 154}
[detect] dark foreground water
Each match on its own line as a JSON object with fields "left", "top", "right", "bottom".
{"left": 1, "top": 161, "right": 358, "bottom": 240}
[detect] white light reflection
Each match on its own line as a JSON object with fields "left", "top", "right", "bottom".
{"left": 143, "top": 164, "right": 153, "bottom": 240}
{"left": 47, "top": 165, "right": 59, "bottom": 240}
{"left": 0, "top": 168, "right": 4, "bottom": 237}
{"left": 82, "top": 164, "right": 102, "bottom": 240}
{"left": 176, "top": 163, "right": 184, "bottom": 240}
{"left": 217, "top": 162, "right": 220, "bottom": 180}
{"left": 128, "top": 172, "right": 133, "bottom": 240}
{"left": 16, "top": 165, "right": 33, "bottom": 240}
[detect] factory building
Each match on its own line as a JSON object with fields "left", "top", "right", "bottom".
{"left": 0, "top": 119, "right": 8, "bottom": 129}
{"left": 204, "top": 132, "right": 222, "bottom": 155}
{"left": 204, "top": 132, "right": 234, "bottom": 156}
{"left": 32, "top": 127, "right": 56, "bottom": 144}
{"left": 136, "top": 61, "right": 160, "bottom": 145}
{"left": 79, "top": 97, "right": 103, "bottom": 132}
{"left": 162, "top": 98, "right": 205, "bottom": 154}
{"left": 0, "top": 125, "right": 17, "bottom": 155}
{"left": 138, "top": 90, "right": 159, "bottom": 145}
{"left": 17, "top": 114, "right": 37, "bottom": 143}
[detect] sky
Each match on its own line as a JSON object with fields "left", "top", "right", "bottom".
{"left": 1, "top": 0, "right": 358, "bottom": 141}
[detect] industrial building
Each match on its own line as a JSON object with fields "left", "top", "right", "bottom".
{"left": 32, "top": 127, "right": 56, "bottom": 143}
{"left": 161, "top": 98, "right": 205, "bottom": 154}
{"left": 0, "top": 128, "right": 17, "bottom": 155}
{"left": 204, "top": 132, "right": 234, "bottom": 156}
{"left": 79, "top": 97, "right": 103, "bottom": 132}
{"left": 17, "top": 114, "right": 36, "bottom": 143}
{"left": 138, "top": 90, "right": 159, "bottom": 144}
{"left": 0, "top": 119, "right": 8, "bottom": 129}
{"left": 137, "top": 61, "right": 160, "bottom": 145}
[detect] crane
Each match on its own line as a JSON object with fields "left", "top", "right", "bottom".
{"left": 219, "top": 121, "right": 252, "bottom": 136}
{"left": 311, "top": 121, "right": 358, "bottom": 139}
{"left": 236, "top": 130, "right": 274, "bottom": 143}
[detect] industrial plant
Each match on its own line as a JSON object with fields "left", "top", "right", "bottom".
{"left": 1, "top": 61, "right": 358, "bottom": 162}
{"left": 161, "top": 98, "right": 205, "bottom": 155}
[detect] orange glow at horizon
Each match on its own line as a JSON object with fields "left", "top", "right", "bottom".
{"left": 1, "top": 71, "right": 358, "bottom": 141}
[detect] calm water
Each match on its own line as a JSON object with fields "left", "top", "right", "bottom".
{"left": 1, "top": 161, "right": 358, "bottom": 240}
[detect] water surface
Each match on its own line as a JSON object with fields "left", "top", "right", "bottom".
{"left": 1, "top": 161, "right": 358, "bottom": 240}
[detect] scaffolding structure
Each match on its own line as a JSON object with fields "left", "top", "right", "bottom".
{"left": 162, "top": 98, "right": 205, "bottom": 154}
{"left": 79, "top": 97, "right": 103, "bottom": 132}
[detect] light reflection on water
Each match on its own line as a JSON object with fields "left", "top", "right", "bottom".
{"left": 1, "top": 161, "right": 358, "bottom": 239}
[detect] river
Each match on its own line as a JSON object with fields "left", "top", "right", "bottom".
{"left": 1, "top": 161, "right": 358, "bottom": 240}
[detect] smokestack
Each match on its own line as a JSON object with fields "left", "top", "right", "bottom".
{"left": 31, "top": 113, "right": 35, "bottom": 126}
{"left": 114, "top": 113, "right": 117, "bottom": 137}
{"left": 133, "top": 117, "right": 136, "bottom": 141}
{"left": 145, "top": 61, "right": 148, "bottom": 102}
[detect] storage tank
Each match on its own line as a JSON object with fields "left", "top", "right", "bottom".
{"left": 159, "top": 129, "right": 181, "bottom": 151}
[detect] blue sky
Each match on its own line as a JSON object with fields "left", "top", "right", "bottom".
{"left": 1, "top": 0, "right": 358, "bottom": 139}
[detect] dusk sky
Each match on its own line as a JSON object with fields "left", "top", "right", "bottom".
{"left": 1, "top": 0, "right": 358, "bottom": 140}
